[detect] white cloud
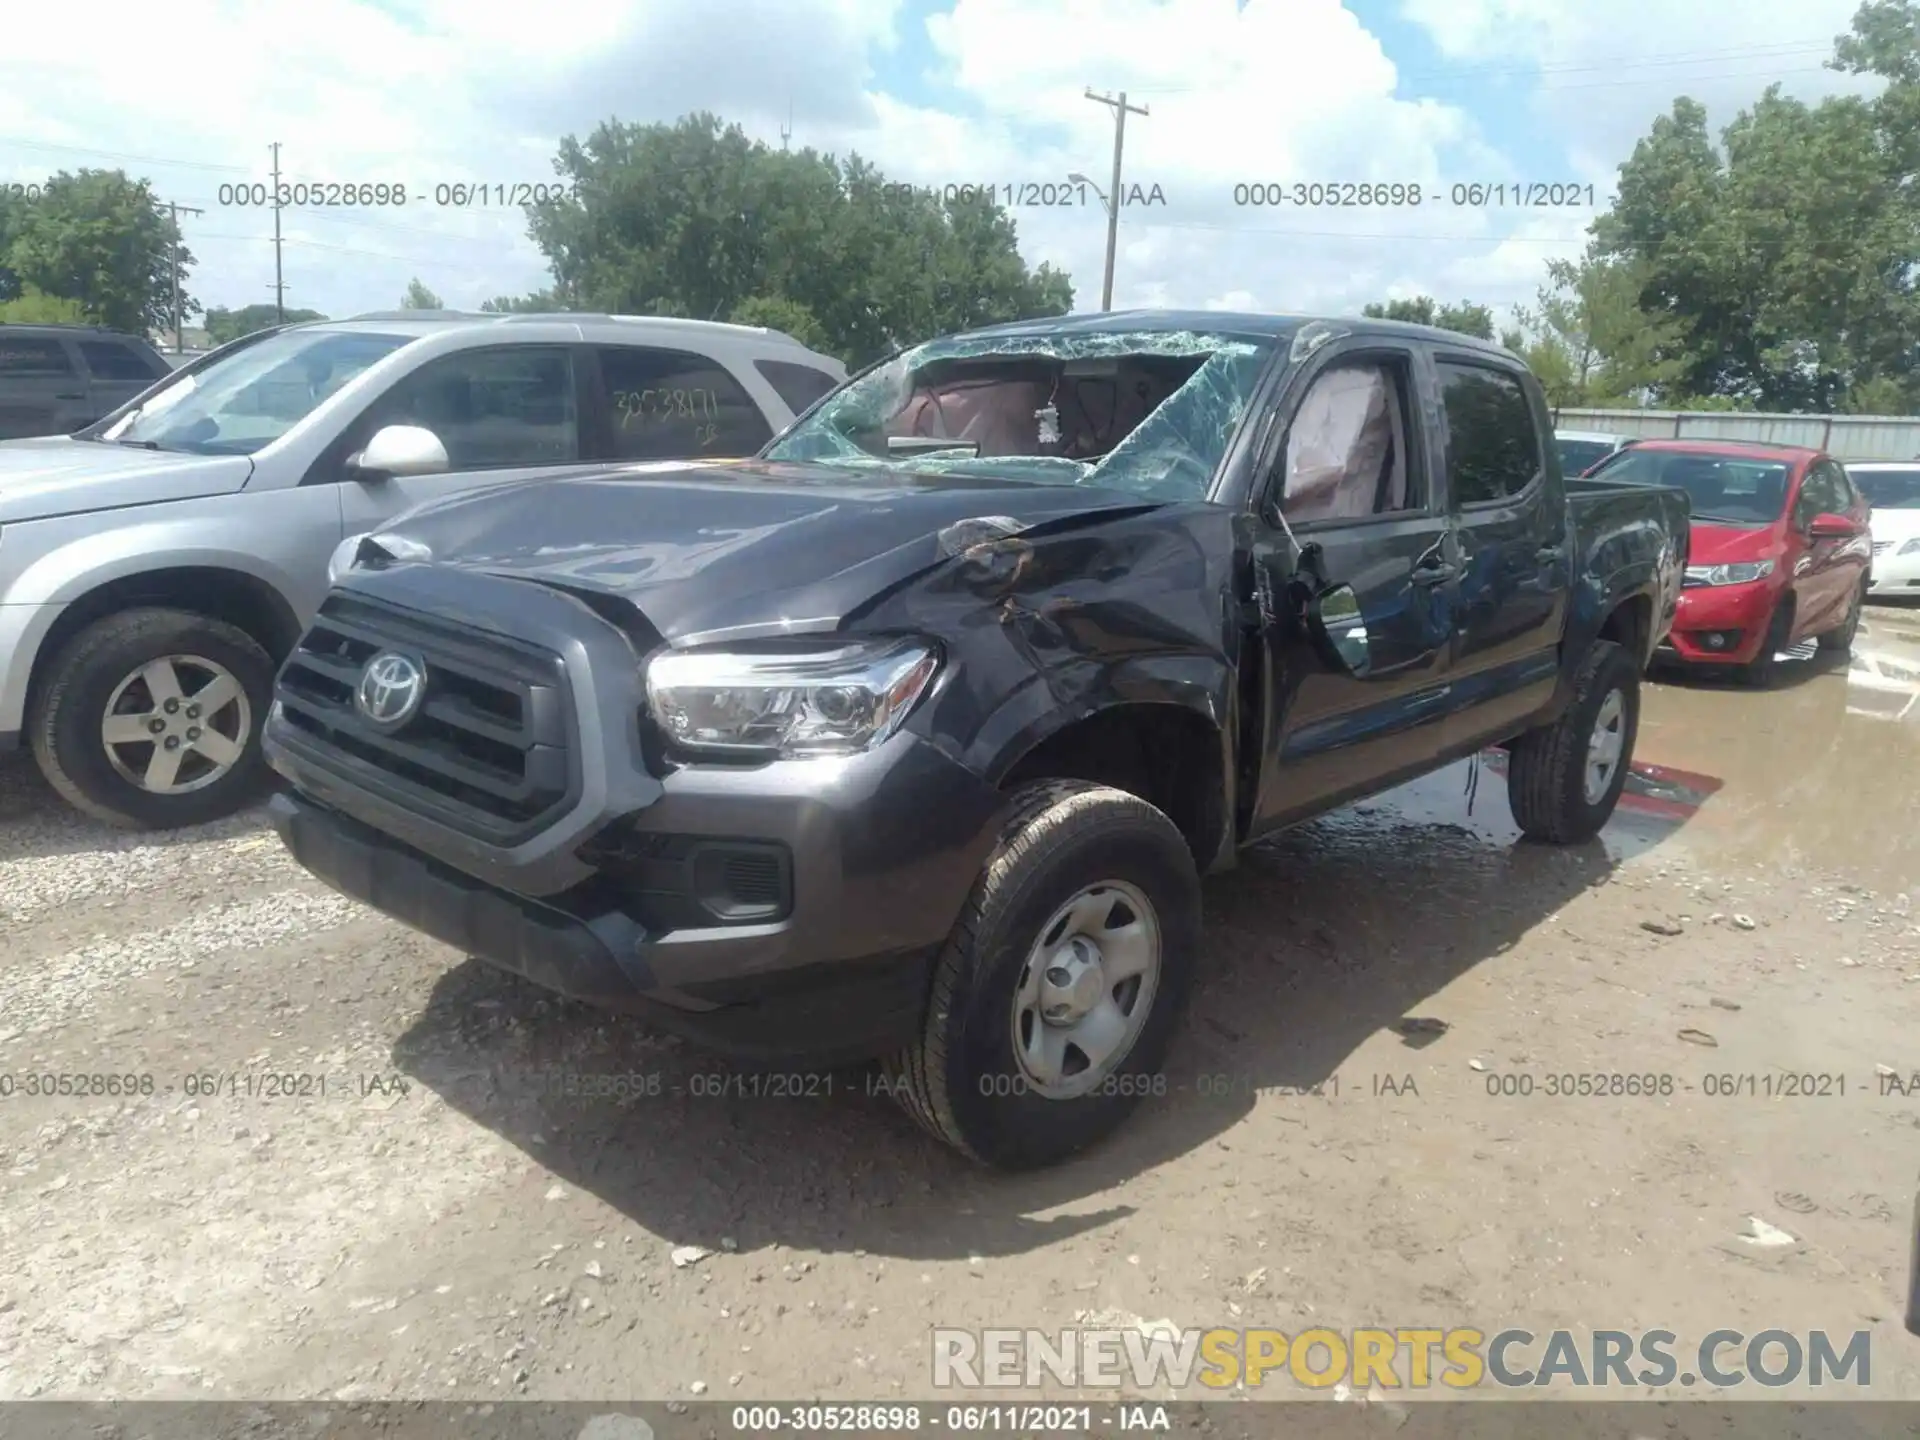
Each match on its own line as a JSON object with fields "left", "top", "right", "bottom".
{"left": 1397, "top": 0, "right": 1881, "bottom": 182}
{"left": 0, "top": 0, "right": 1873, "bottom": 328}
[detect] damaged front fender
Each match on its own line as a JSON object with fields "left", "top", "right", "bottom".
{"left": 865, "top": 500, "right": 1247, "bottom": 815}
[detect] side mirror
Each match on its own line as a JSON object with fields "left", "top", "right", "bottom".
{"left": 1306, "top": 583, "right": 1371, "bottom": 677}
{"left": 347, "top": 424, "right": 449, "bottom": 480}
{"left": 1808, "top": 512, "right": 1859, "bottom": 539}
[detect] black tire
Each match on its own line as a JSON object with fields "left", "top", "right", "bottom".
{"left": 1506, "top": 639, "right": 1639, "bottom": 845}
{"left": 1818, "top": 583, "right": 1865, "bottom": 654}
{"left": 1735, "top": 599, "right": 1794, "bottom": 687}
{"left": 882, "top": 780, "right": 1201, "bottom": 1169}
{"left": 29, "top": 607, "right": 277, "bottom": 830}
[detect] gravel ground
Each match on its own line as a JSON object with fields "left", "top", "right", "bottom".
{"left": 2, "top": 615, "right": 1918, "bottom": 1413}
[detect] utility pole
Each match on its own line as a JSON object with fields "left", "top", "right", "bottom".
{"left": 166, "top": 202, "right": 204, "bottom": 354}
{"left": 1084, "top": 89, "right": 1148, "bottom": 312}
{"left": 780, "top": 99, "right": 793, "bottom": 152}
{"left": 269, "top": 141, "right": 286, "bottom": 322}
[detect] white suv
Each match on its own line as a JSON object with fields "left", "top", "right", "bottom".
{"left": 0, "top": 311, "right": 846, "bottom": 829}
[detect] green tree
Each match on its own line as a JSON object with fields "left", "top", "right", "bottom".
{"left": 479, "top": 291, "right": 560, "bottom": 313}
{"left": 0, "top": 286, "right": 88, "bottom": 323}
{"left": 1589, "top": 2, "right": 1920, "bottom": 410}
{"left": 521, "top": 114, "right": 1072, "bottom": 366}
{"left": 1360, "top": 295, "right": 1495, "bottom": 339}
{"left": 401, "top": 278, "right": 444, "bottom": 309}
{"left": 4, "top": 169, "right": 190, "bottom": 334}
{"left": 730, "top": 294, "right": 829, "bottom": 350}
{"left": 1511, "top": 255, "right": 1691, "bottom": 407}
{"left": 203, "top": 303, "right": 325, "bottom": 344}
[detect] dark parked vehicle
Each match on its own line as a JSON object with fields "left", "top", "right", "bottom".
{"left": 0, "top": 324, "right": 172, "bottom": 438}
{"left": 1584, "top": 440, "right": 1873, "bottom": 684}
{"left": 262, "top": 311, "right": 1689, "bottom": 1168}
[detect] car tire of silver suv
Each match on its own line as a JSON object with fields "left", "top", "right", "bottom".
{"left": 883, "top": 779, "right": 1201, "bottom": 1169}
{"left": 30, "top": 607, "right": 278, "bottom": 830}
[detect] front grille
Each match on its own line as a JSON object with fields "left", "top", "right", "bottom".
{"left": 276, "top": 593, "right": 577, "bottom": 844}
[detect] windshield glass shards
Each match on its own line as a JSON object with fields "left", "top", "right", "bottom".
{"left": 764, "top": 329, "right": 1277, "bottom": 501}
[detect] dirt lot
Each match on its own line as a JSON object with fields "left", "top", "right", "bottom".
{"left": 2, "top": 609, "right": 1918, "bottom": 1408}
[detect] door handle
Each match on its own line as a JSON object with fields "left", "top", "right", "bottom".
{"left": 1411, "top": 557, "right": 1459, "bottom": 585}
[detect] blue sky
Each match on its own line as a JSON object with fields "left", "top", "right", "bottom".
{"left": 0, "top": 0, "right": 1880, "bottom": 329}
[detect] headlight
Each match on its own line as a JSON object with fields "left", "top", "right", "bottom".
{"left": 1900, "top": 537, "right": 1920, "bottom": 556}
{"left": 1684, "top": 559, "right": 1775, "bottom": 586}
{"left": 327, "top": 531, "right": 432, "bottom": 584}
{"left": 646, "top": 638, "right": 940, "bottom": 758}
{"left": 326, "top": 533, "right": 367, "bottom": 585}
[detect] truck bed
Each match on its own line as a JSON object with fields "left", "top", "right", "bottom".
{"left": 1565, "top": 475, "right": 1692, "bottom": 656}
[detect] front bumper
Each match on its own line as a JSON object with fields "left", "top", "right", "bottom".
{"left": 1868, "top": 548, "right": 1920, "bottom": 597}
{"left": 1658, "top": 580, "right": 1780, "bottom": 665}
{"left": 262, "top": 566, "right": 1007, "bottom": 1064}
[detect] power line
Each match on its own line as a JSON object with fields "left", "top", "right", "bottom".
{"left": 194, "top": 231, "right": 440, "bottom": 264}
{"left": 1126, "top": 37, "right": 1843, "bottom": 93}
{"left": 0, "top": 134, "right": 252, "bottom": 173}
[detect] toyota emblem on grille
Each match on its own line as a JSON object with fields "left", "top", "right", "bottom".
{"left": 356, "top": 651, "right": 427, "bottom": 727}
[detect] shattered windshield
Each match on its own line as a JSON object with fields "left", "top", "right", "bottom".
{"left": 763, "top": 329, "right": 1278, "bottom": 501}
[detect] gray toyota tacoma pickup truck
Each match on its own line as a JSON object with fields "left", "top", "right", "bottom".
{"left": 262, "top": 310, "right": 1689, "bottom": 1168}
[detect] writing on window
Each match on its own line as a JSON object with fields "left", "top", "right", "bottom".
{"left": 613, "top": 386, "right": 721, "bottom": 448}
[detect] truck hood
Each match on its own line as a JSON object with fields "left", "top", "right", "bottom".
{"left": 0, "top": 436, "right": 253, "bottom": 522}
{"left": 367, "top": 459, "right": 1169, "bottom": 642}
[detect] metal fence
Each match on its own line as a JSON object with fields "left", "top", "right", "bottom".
{"left": 1552, "top": 408, "right": 1920, "bottom": 463}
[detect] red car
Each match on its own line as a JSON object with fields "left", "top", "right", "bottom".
{"left": 1582, "top": 439, "right": 1873, "bottom": 684}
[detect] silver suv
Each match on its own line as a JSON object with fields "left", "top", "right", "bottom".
{"left": 0, "top": 310, "right": 846, "bottom": 829}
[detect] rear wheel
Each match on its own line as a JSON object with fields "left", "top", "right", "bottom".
{"left": 1735, "top": 600, "right": 1794, "bottom": 688}
{"left": 1818, "top": 582, "right": 1865, "bottom": 654}
{"left": 29, "top": 608, "right": 277, "bottom": 830}
{"left": 883, "top": 780, "right": 1201, "bottom": 1169}
{"left": 1506, "top": 639, "right": 1639, "bottom": 845}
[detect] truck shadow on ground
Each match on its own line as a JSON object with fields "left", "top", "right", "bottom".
{"left": 390, "top": 753, "right": 1713, "bottom": 1265}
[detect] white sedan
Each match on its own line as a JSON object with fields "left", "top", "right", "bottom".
{"left": 1849, "top": 462, "right": 1920, "bottom": 599}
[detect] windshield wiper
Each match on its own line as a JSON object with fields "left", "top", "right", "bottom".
{"left": 1689, "top": 512, "right": 1753, "bottom": 525}
{"left": 116, "top": 438, "right": 164, "bottom": 450}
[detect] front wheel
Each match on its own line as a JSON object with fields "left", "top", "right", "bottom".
{"left": 883, "top": 780, "right": 1201, "bottom": 1169}
{"left": 1506, "top": 639, "right": 1640, "bottom": 845}
{"left": 1818, "top": 583, "right": 1865, "bottom": 654}
{"left": 29, "top": 607, "right": 277, "bottom": 830}
{"left": 1735, "top": 600, "right": 1794, "bottom": 687}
